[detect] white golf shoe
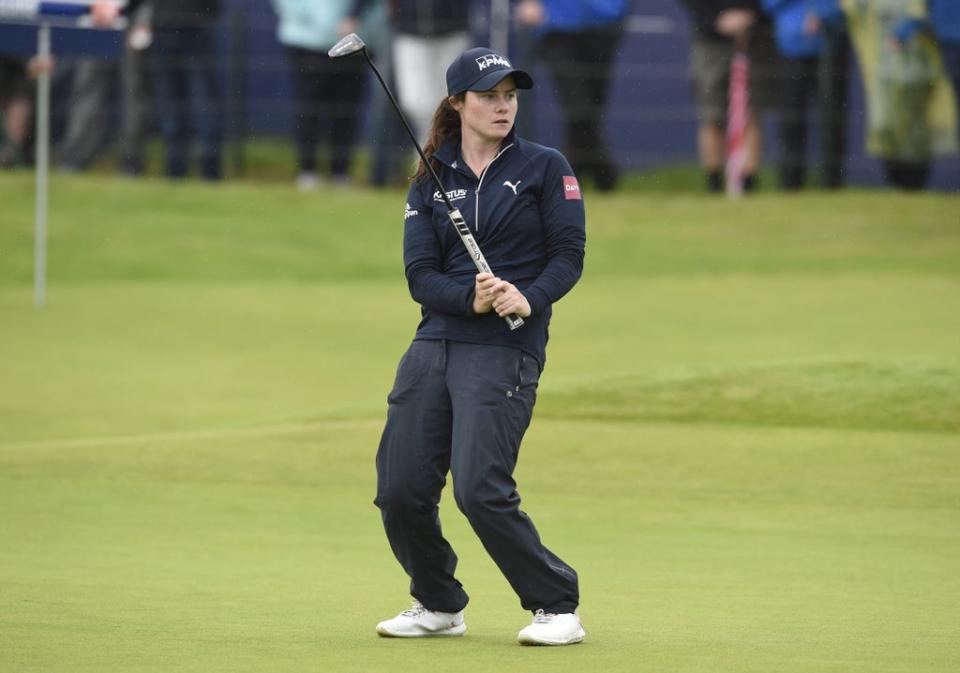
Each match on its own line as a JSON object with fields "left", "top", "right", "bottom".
{"left": 375, "top": 601, "right": 466, "bottom": 638}
{"left": 517, "top": 610, "right": 585, "bottom": 645}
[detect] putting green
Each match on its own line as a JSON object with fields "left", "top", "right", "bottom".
{"left": 1, "top": 176, "right": 958, "bottom": 671}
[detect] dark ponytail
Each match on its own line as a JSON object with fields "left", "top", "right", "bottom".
{"left": 413, "top": 94, "right": 465, "bottom": 184}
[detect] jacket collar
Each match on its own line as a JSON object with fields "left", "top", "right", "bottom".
{"left": 432, "top": 126, "right": 519, "bottom": 173}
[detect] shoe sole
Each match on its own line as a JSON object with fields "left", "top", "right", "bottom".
{"left": 517, "top": 629, "right": 586, "bottom": 646}
{"left": 376, "top": 624, "right": 467, "bottom": 638}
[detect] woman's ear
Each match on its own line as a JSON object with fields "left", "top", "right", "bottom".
{"left": 449, "top": 95, "right": 464, "bottom": 112}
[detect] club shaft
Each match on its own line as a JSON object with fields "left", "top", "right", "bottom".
{"left": 363, "top": 52, "right": 454, "bottom": 212}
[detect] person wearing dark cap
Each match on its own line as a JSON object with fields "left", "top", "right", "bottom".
{"left": 373, "top": 47, "right": 586, "bottom": 646}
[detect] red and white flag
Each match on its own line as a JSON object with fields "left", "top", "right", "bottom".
{"left": 725, "top": 50, "right": 750, "bottom": 198}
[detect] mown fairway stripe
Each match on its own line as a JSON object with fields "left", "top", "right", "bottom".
{"left": 0, "top": 419, "right": 377, "bottom": 451}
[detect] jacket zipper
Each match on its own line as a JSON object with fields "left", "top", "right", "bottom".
{"left": 474, "top": 143, "right": 514, "bottom": 233}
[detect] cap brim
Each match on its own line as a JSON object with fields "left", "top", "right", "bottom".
{"left": 466, "top": 68, "right": 534, "bottom": 93}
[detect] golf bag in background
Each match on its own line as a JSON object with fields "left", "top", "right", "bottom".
{"left": 725, "top": 45, "right": 750, "bottom": 197}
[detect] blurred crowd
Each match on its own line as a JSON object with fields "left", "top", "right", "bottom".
{"left": 0, "top": 0, "right": 957, "bottom": 192}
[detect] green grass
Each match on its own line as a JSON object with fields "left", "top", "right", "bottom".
{"left": 1, "top": 173, "right": 959, "bottom": 672}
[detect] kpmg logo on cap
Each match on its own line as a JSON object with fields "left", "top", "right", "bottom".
{"left": 475, "top": 54, "right": 511, "bottom": 71}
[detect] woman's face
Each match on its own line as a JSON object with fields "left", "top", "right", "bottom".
{"left": 453, "top": 76, "right": 518, "bottom": 145}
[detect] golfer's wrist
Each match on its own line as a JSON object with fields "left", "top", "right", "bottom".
{"left": 472, "top": 293, "right": 493, "bottom": 314}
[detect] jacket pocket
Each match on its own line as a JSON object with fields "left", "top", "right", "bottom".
{"left": 387, "top": 341, "right": 434, "bottom": 403}
{"left": 513, "top": 352, "right": 541, "bottom": 394}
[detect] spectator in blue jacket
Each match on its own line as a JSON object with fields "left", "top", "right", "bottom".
{"left": 517, "top": 0, "right": 632, "bottom": 191}
{"left": 373, "top": 47, "right": 586, "bottom": 646}
{"left": 763, "top": 0, "right": 849, "bottom": 189}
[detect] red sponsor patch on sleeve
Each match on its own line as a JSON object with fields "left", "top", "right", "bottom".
{"left": 563, "top": 175, "right": 581, "bottom": 200}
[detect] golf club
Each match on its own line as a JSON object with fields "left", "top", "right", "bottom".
{"left": 329, "top": 33, "right": 524, "bottom": 331}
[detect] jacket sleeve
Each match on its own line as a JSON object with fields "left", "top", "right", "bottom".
{"left": 522, "top": 151, "right": 586, "bottom": 316}
{"left": 403, "top": 181, "right": 476, "bottom": 317}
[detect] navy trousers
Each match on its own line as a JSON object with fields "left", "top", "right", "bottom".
{"left": 151, "top": 27, "right": 223, "bottom": 180}
{"left": 375, "top": 340, "right": 579, "bottom": 614}
{"left": 286, "top": 46, "right": 366, "bottom": 178}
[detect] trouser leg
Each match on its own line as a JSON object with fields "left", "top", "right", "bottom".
{"left": 393, "top": 33, "right": 470, "bottom": 145}
{"left": 188, "top": 27, "right": 223, "bottom": 181}
{"left": 540, "top": 27, "right": 621, "bottom": 187}
{"left": 779, "top": 57, "right": 816, "bottom": 189}
{"left": 446, "top": 342, "right": 579, "bottom": 614}
{"left": 375, "top": 340, "right": 469, "bottom": 613}
{"left": 818, "top": 25, "right": 850, "bottom": 188}
{"left": 152, "top": 30, "right": 190, "bottom": 178}
{"left": 324, "top": 55, "right": 365, "bottom": 179}
{"left": 287, "top": 47, "right": 322, "bottom": 175}
{"left": 59, "top": 59, "right": 115, "bottom": 168}
{"left": 539, "top": 32, "right": 591, "bottom": 177}
{"left": 580, "top": 24, "right": 623, "bottom": 189}
{"left": 391, "top": 35, "right": 434, "bottom": 145}
{"left": 935, "top": 41, "right": 960, "bottom": 146}
{"left": 119, "top": 43, "right": 151, "bottom": 174}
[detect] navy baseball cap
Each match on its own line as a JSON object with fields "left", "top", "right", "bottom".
{"left": 446, "top": 47, "right": 534, "bottom": 96}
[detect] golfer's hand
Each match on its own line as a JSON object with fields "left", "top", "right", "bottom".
{"left": 492, "top": 282, "right": 531, "bottom": 319}
{"left": 473, "top": 273, "right": 531, "bottom": 318}
{"left": 473, "top": 273, "right": 499, "bottom": 314}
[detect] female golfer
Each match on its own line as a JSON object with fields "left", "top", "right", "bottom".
{"left": 374, "top": 47, "right": 586, "bottom": 646}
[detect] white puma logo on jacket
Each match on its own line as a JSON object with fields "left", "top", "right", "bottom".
{"left": 503, "top": 180, "right": 521, "bottom": 195}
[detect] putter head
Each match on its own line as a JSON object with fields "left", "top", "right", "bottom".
{"left": 328, "top": 33, "right": 366, "bottom": 59}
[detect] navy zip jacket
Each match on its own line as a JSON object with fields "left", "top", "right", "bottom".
{"left": 403, "top": 127, "right": 586, "bottom": 367}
